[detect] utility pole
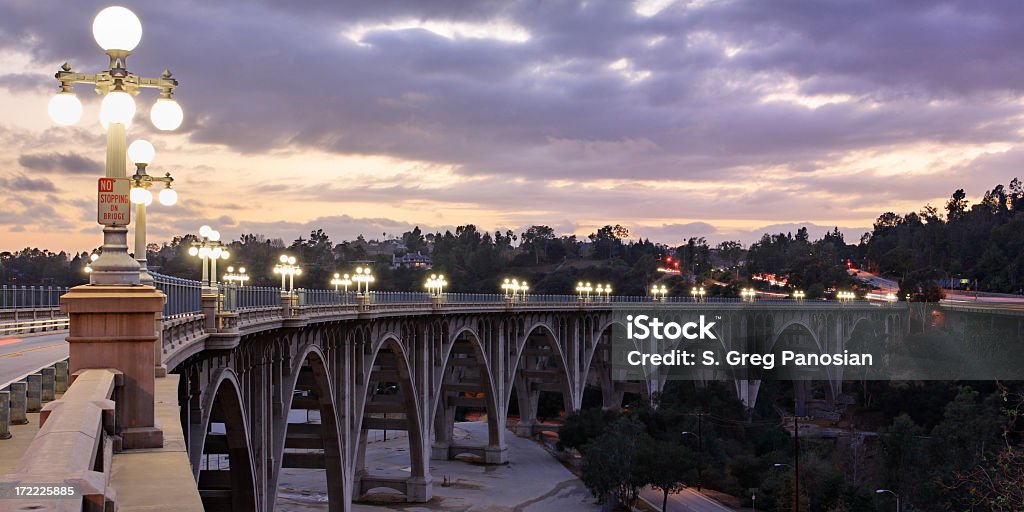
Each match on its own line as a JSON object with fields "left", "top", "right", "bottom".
{"left": 794, "top": 415, "right": 800, "bottom": 512}
{"left": 697, "top": 412, "right": 704, "bottom": 492}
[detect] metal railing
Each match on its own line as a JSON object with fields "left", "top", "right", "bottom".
{"left": 152, "top": 272, "right": 202, "bottom": 318}
{"left": 0, "top": 285, "right": 70, "bottom": 309}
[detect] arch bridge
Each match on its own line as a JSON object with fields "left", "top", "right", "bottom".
{"left": 156, "top": 287, "right": 903, "bottom": 512}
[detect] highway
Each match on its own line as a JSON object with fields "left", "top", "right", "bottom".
{"left": 0, "top": 332, "right": 69, "bottom": 387}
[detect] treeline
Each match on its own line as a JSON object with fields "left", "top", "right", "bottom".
{"left": 10, "top": 179, "right": 1024, "bottom": 297}
{"left": 863, "top": 178, "right": 1024, "bottom": 293}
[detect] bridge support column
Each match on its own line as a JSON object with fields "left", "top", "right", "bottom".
{"left": 484, "top": 443, "right": 508, "bottom": 464}
{"left": 405, "top": 475, "right": 433, "bottom": 503}
{"left": 61, "top": 285, "right": 165, "bottom": 450}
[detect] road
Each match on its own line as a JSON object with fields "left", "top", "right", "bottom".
{"left": 0, "top": 332, "right": 69, "bottom": 387}
{"left": 640, "top": 486, "right": 734, "bottom": 512}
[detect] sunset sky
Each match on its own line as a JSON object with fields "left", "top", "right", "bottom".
{"left": 2, "top": 0, "right": 1024, "bottom": 252}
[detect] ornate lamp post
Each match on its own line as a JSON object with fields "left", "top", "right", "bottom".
{"left": 84, "top": 252, "right": 100, "bottom": 274}
{"left": 741, "top": 288, "right": 757, "bottom": 302}
{"left": 352, "top": 266, "right": 374, "bottom": 295}
{"left": 575, "top": 281, "right": 594, "bottom": 300}
{"left": 331, "top": 273, "right": 352, "bottom": 293}
{"left": 650, "top": 284, "right": 668, "bottom": 301}
{"left": 48, "top": 6, "right": 184, "bottom": 285}
{"left": 425, "top": 274, "right": 448, "bottom": 297}
{"left": 223, "top": 266, "right": 248, "bottom": 285}
{"left": 792, "top": 290, "right": 806, "bottom": 301}
{"left": 691, "top": 286, "right": 707, "bottom": 302}
{"left": 274, "top": 255, "right": 301, "bottom": 294}
{"left": 595, "top": 283, "right": 612, "bottom": 302}
{"left": 127, "top": 139, "right": 177, "bottom": 285}
{"left": 187, "top": 226, "right": 228, "bottom": 293}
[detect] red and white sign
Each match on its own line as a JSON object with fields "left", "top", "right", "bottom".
{"left": 97, "top": 177, "right": 131, "bottom": 226}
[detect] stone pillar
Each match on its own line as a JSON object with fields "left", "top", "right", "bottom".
{"left": 202, "top": 293, "right": 218, "bottom": 333}
{"left": 155, "top": 314, "right": 167, "bottom": 378}
{"left": 61, "top": 285, "right": 165, "bottom": 450}
{"left": 8, "top": 382, "right": 28, "bottom": 425}
{"left": 40, "top": 367, "right": 56, "bottom": 402}
{"left": 54, "top": 360, "right": 69, "bottom": 393}
{"left": 26, "top": 374, "right": 41, "bottom": 413}
{"left": 0, "top": 390, "right": 10, "bottom": 440}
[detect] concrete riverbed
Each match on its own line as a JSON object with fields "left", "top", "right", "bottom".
{"left": 275, "top": 421, "right": 598, "bottom": 511}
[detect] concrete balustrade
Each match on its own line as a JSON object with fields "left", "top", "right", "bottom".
{"left": 55, "top": 360, "right": 70, "bottom": 393}
{"left": 8, "top": 381, "right": 28, "bottom": 425}
{"left": 41, "top": 366, "right": 56, "bottom": 402}
{"left": 1, "top": 369, "right": 121, "bottom": 511}
{"left": 0, "top": 390, "right": 10, "bottom": 440}
{"left": 26, "top": 373, "right": 41, "bottom": 412}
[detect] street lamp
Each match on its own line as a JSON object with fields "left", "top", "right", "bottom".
{"left": 741, "top": 288, "right": 757, "bottom": 302}
{"left": 575, "top": 281, "right": 594, "bottom": 300}
{"left": 223, "top": 266, "right": 248, "bottom": 285}
{"left": 885, "top": 292, "right": 897, "bottom": 304}
{"left": 331, "top": 273, "right": 352, "bottom": 293}
{"left": 84, "top": 252, "right": 100, "bottom": 274}
{"left": 49, "top": 6, "right": 183, "bottom": 285}
{"left": 595, "top": 283, "right": 612, "bottom": 301}
{"left": 425, "top": 274, "right": 448, "bottom": 297}
{"left": 681, "top": 430, "right": 704, "bottom": 491}
{"left": 352, "top": 266, "right": 374, "bottom": 295}
{"left": 650, "top": 284, "right": 668, "bottom": 301}
{"left": 187, "top": 226, "right": 228, "bottom": 293}
{"left": 691, "top": 286, "right": 706, "bottom": 302}
{"left": 128, "top": 139, "right": 176, "bottom": 285}
{"left": 792, "top": 290, "right": 806, "bottom": 301}
{"left": 274, "top": 255, "right": 301, "bottom": 294}
{"left": 837, "top": 291, "right": 856, "bottom": 302}
{"left": 875, "top": 489, "right": 901, "bottom": 512}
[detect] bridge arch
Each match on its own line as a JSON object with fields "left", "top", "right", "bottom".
{"left": 191, "top": 368, "right": 259, "bottom": 512}
{"left": 429, "top": 325, "right": 505, "bottom": 463}
{"left": 507, "top": 321, "right": 574, "bottom": 437}
{"left": 352, "top": 332, "right": 431, "bottom": 502}
{"left": 273, "top": 344, "right": 347, "bottom": 511}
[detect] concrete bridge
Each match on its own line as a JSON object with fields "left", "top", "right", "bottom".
{"left": 1, "top": 278, "right": 910, "bottom": 512}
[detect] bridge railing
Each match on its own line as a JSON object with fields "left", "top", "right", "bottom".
{"left": 0, "top": 285, "right": 70, "bottom": 309}
{"left": 231, "top": 284, "right": 282, "bottom": 310}
{"left": 1, "top": 368, "right": 119, "bottom": 511}
{"left": 152, "top": 272, "right": 202, "bottom": 318}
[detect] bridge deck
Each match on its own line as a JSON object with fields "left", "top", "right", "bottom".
{"left": 108, "top": 374, "right": 204, "bottom": 511}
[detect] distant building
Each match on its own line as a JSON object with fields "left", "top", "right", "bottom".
{"left": 392, "top": 251, "right": 432, "bottom": 269}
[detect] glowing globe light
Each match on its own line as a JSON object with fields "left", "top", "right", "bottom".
{"left": 99, "top": 90, "right": 136, "bottom": 129}
{"left": 188, "top": 246, "right": 198, "bottom": 256}
{"left": 150, "top": 98, "right": 183, "bottom": 131}
{"left": 127, "top": 139, "right": 155, "bottom": 165}
{"left": 48, "top": 92, "right": 83, "bottom": 126}
{"left": 158, "top": 187, "right": 177, "bottom": 206}
{"left": 129, "top": 187, "right": 152, "bottom": 205}
{"left": 199, "top": 225, "right": 212, "bottom": 238}
{"left": 92, "top": 6, "right": 142, "bottom": 52}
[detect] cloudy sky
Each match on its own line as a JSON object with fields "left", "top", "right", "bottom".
{"left": 2, "top": 0, "right": 1024, "bottom": 252}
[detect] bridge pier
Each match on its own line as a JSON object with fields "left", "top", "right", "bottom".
{"left": 61, "top": 285, "right": 166, "bottom": 449}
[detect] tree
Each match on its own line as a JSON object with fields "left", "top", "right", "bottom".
{"left": 557, "top": 407, "right": 619, "bottom": 451}
{"left": 638, "top": 438, "right": 694, "bottom": 511}
{"left": 580, "top": 416, "right": 648, "bottom": 508}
